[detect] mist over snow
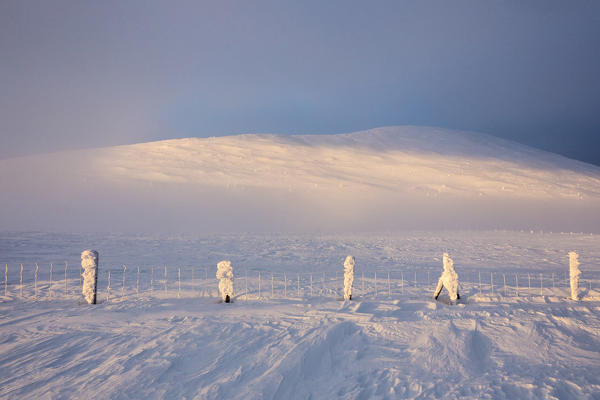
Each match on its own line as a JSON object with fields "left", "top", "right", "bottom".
{"left": 1, "top": 126, "right": 599, "bottom": 233}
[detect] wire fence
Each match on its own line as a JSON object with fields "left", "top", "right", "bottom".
{"left": 1, "top": 262, "right": 599, "bottom": 303}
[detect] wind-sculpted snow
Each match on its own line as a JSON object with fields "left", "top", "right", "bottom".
{"left": 1, "top": 126, "right": 599, "bottom": 233}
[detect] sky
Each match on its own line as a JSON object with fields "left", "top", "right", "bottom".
{"left": 1, "top": 0, "right": 599, "bottom": 165}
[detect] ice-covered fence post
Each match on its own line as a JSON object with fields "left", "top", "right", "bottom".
{"left": 4, "top": 264, "right": 7, "bottom": 296}
{"left": 515, "top": 274, "right": 519, "bottom": 296}
{"left": 283, "top": 272, "right": 286, "bottom": 297}
{"left": 136, "top": 266, "right": 140, "bottom": 297}
{"left": 216, "top": 261, "right": 234, "bottom": 303}
{"left": 387, "top": 272, "right": 391, "bottom": 297}
{"left": 478, "top": 271, "right": 481, "bottom": 295}
{"left": 49, "top": 263, "right": 53, "bottom": 298}
{"left": 528, "top": 273, "right": 531, "bottom": 292}
{"left": 539, "top": 273, "right": 543, "bottom": 296}
{"left": 322, "top": 272, "right": 325, "bottom": 293}
{"left": 151, "top": 267, "right": 154, "bottom": 295}
{"left": 310, "top": 274, "right": 313, "bottom": 297}
{"left": 107, "top": 271, "right": 111, "bottom": 303}
{"left": 491, "top": 272, "right": 494, "bottom": 295}
{"left": 361, "top": 271, "right": 364, "bottom": 295}
{"left": 178, "top": 268, "right": 181, "bottom": 299}
{"left": 414, "top": 271, "right": 417, "bottom": 288}
{"left": 569, "top": 251, "right": 581, "bottom": 301}
{"left": 401, "top": 271, "right": 404, "bottom": 295}
{"left": 374, "top": 271, "right": 378, "bottom": 297}
{"left": 343, "top": 256, "right": 355, "bottom": 300}
{"left": 20, "top": 264, "right": 23, "bottom": 298}
{"left": 164, "top": 266, "right": 167, "bottom": 296}
{"left": 35, "top": 263, "right": 39, "bottom": 298}
{"left": 503, "top": 274, "right": 507, "bottom": 296}
{"left": 258, "top": 272, "right": 261, "bottom": 298}
{"left": 122, "top": 265, "right": 127, "bottom": 298}
{"left": 81, "top": 250, "right": 99, "bottom": 304}
{"left": 246, "top": 269, "right": 250, "bottom": 299}
{"left": 64, "top": 262, "right": 68, "bottom": 296}
{"left": 297, "top": 273, "right": 300, "bottom": 297}
{"left": 271, "top": 272, "right": 274, "bottom": 298}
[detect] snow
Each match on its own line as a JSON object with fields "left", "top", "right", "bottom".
{"left": 434, "top": 253, "right": 460, "bottom": 301}
{"left": 1, "top": 126, "right": 599, "bottom": 233}
{"left": 570, "top": 251, "right": 581, "bottom": 301}
{"left": 217, "top": 260, "right": 234, "bottom": 302}
{"left": 1, "top": 231, "right": 599, "bottom": 399}
{"left": 80, "top": 250, "right": 98, "bottom": 304}
{"left": 343, "top": 255, "right": 355, "bottom": 300}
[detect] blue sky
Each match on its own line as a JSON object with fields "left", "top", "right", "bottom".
{"left": 1, "top": 0, "right": 599, "bottom": 165}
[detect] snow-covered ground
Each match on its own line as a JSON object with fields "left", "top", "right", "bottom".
{"left": 2, "top": 126, "right": 599, "bottom": 233}
{"left": 1, "top": 231, "right": 599, "bottom": 399}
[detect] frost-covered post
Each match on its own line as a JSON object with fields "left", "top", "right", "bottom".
{"left": 569, "top": 251, "right": 581, "bottom": 301}
{"left": 136, "top": 266, "right": 140, "bottom": 297}
{"left": 310, "top": 274, "right": 313, "bottom": 297}
{"left": 401, "top": 271, "right": 404, "bottom": 295}
{"left": 150, "top": 267, "right": 154, "bottom": 295}
{"left": 297, "top": 273, "right": 300, "bottom": 297}
{"left": 49, "top": 263, "right": 53, "bottom": 298}
{"left": 20, "top": 264, "right": 23, "bottom": 298}
{"left": 503, "top": 274, "right": 507, "bottom": 296}
{"left": 478, "top": 271, "right": 481, "bottom": 295}
{"left": 515, "top": 274, "right": 519, "bottom": 296}
{"left": 283, "top": 272, "right": 286, "bottom": 297}
{"left": 178, "top": 267, "right": 181, "bottom": 299}
{"left": 343, "top": 255, "right": 355, "bottom": 300}
{"left": 122, "top": 265, "right": 127, "bottom": 298}
{"left": 4, "top": 264, "right": 7, "bottom": 296}
{"left": 163, "top": 266, "right": 167, "bottom": 296}
{"left": 216, "top": 260, "right": 234, "bottom": 303}
{"left": 387, "top": 272, "right": 391, "bottom": 297}
{"left": 81, "top": 250, "right": 99, "bottom": 304}
{"left": 361, "top": 271, "right": 365, "bottom": 295}
{"left": 64, "top": 262, "right": 68, "bottom": 296}
{"left": 271, "top": 272, "right": 274, "bottom": 297}
{"left": 258, "top": 271, "right": 261, "bottom": 298}
{"left": 107, "top": 271, "right": 111, "bottom": 303}
{"left": 433, "top": 253, "right": 460, "bottom": 302}
{"left": 539, "top": 273, "right": 543, "bottom": 296}
{"left": 374, "top": 271, "right": 378, "bottom": 297}
{"left": 35, "top": 263, "right": 39, "bottom": 298}
{"left": 491, "top": 272, "right": 494, "bottom": 295}
{"left": 246, "top": 269, "right": 249, "bottom": 299}
{"left": 528, "top": 273, "right": 531, "bottom": 292}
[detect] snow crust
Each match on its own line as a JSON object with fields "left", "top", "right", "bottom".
{"left": 343, "top": 255, "right": 354, "bottom": 300}
{"left": 217, "top": 260, "right": 234, "bottom": 301}
{"left": 80, "top": 250, "right": 98, "bottom": 304}
{"left": 569, "top": 251, "right": 581, "bottom": 301}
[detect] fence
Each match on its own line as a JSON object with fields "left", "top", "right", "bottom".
{"left": 2, "top": 262, "right": 599, "bottom": 303}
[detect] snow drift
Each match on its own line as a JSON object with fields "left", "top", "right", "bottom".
{"left": 1, "top": 126, "right": 599, "bottom": 233}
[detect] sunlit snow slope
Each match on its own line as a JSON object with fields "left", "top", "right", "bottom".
{"left": 1, "top": 126, "right": 599, "bottom": 232}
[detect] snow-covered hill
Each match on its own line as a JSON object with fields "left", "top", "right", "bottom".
{"left": 1, "top": 126, "right": 599, "bottom": 232}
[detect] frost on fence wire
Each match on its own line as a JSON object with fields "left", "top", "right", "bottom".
{"left": 569, "top": 251, "right": 581, "bottom": 301}
{"left": 433, "top": 253, "right": 460, "bottom": 302}
{"left": 217, "top": 260, "right": 234, "bottom": 303}
{"left": 81, "top": 250, "right": 99, "bottom": 304}
{"left": 343, "top": 255, "right": 355, "bottom": 300}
